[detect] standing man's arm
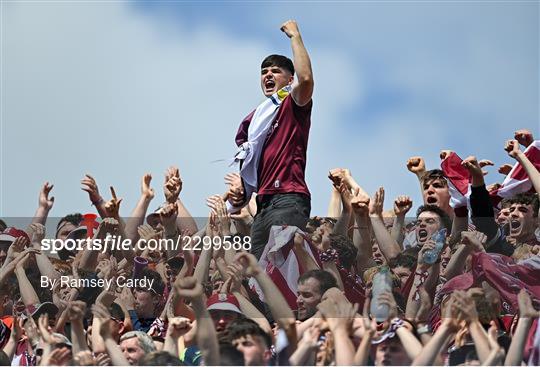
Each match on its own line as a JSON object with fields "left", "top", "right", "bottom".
{"left": 281, "top": 20, "right": 314, "bottom": 107}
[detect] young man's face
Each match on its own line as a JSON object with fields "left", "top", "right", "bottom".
{"left": 210, "top": 310, "right": 240, "bottom": 333}
{"left": 134, "top": 289, "right": 156, "bottom": 318}
{"left": 232, "top": 334, "right": 271, "bottom": 366}
{"left": 422, "top": 178, "right": 451, "bottom": 210}
{"left": 296, "top": 277, "right": 323, "bottom": 321}
{"left": 507, "top": 203, "right": 537, "bottom": 241}
{"left": 260, "top": 65, "right": 293, "bottom": 97}
{"left": 496, "top": 207, "right": 511, "bottom": 225}
{"left": 120, "top": 337, "right": 145, "bottom": 365}
{"left": 375, "top": 338, "right": 411, "bottom": 366}
{"left": 392, "top": 266, "right": 411, "bottom": 287}
{"left": 415, "top": 211, "right": 443, "bottom": 245}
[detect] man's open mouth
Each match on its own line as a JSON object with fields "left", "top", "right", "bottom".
{"left": 418, "top": 229, "right": 428, "bottom": 241}
{"left": 510, "top": 220, "right": 522, "bottom": 232}
{"left": 265, "top": 79, "right": 275, "bottom": 89}
{"left": 426, "top": 196, "right": 438, "bottom": 205}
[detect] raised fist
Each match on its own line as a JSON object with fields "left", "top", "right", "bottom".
{"left": 280, "top": 20, "right": 300, "bottom": 38}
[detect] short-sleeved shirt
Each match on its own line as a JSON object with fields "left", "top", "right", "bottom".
{"left": 235, "top": 95, "right": 312, "bottom": 199}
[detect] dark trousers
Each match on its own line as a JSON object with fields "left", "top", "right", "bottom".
{"left": 250, "top": 193, "right": 311, "bottom": 260}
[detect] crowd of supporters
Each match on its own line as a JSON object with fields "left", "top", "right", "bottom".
{"left": 0, "top": 129, "right": 539, "bottom": 366}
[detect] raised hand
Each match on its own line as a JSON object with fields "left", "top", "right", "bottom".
{"left": 104, "top": 186, "right": 122, "bottom": 219}
{"left": 38, "top": 314, "right": 56, "bottom": 344}
{"left": 174, "top": 276, "right": 204, "bottom": 301}
{"left": 514, "top": 129, "right": 534, "bottom": 147}
{"left": 94, "top": 217, "right": 119, "bottom": 240}
{"left": 498, "top": 164, "right": 513, "bottom": 175}
{"left": 478, "top": 159, "right": 494, "bottom": 176}
{"left": 206, "top": 195, "right": 231, "bottom": 235}
{"left": 65, "top": 300, "right": 87, "bottom": 322}
{"left": 224, "top": 172, "right": 245, "bottom": 207}
{"left": 369, "top": 187, "right": 385, "bottom": 217}
{"left": 453, "top": 290, "right": 479, "bottom": 324}
{"left": 280, "top": 19, "right": 300, "bottom": 38}
{"left": 28, "top": 223, "right": 45, "bottom": 246}
{"left": 92, "top": 303, "right": 113, "bottom": 339}
{"left": 317, "top": 298, "right": 358, "bottom": 333}
{"left": 461, "top": 230, "right": 487, "bottom": 252}
{"left": 504, "top": 139, "right": 521, "bottom": 159}
{"left": 81, "top": 174, "right": 102, "bottom": 205}
{"left": 406, "top": 156, "right": 426, "bottom": 177}
{"left": 517, "top": 289, "right": 540, "bottom": 318}
{"left": 41, "top": 347, "right": 71, "bottom": 366}
{"left": 439, "top": 150, "right": 454, "bottom": 161}
{"left": 235, "top": 252, "right": 261, "bottom": 277}
{"left": 167, "top": 317, "right": 192, "bottom": 338}
{"left": 38, "top": 182, "right": 55, "bottom": 210}
{"left": 7, "top": 235, "right": 29, "bottom": 260}
{"left": 164, "top": 166, "right": 182, "bottom": 203}
{"left": 141, "top": 173, "right": 155, "bottom": 200}
{"left": 393, "top": 195, "right": 413, "bottom": 216}
{"left": 351, "top": 193, "right": 370, "bottom": 217}
{"left": 461, "top": 156, "right": 483, "bottom": 181}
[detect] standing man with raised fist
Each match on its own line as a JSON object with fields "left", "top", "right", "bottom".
{"left": 229, "top": 20, "right": 314, "bottom": 259}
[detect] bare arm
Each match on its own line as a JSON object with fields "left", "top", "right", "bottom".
{"left": 281, "top": 20, "right": 314, "bottom": 107}
{"left": 507, "top": 139, "right": 540, "bottom": 196}
{"left": 124, "top": 173, "right": 155, "bottom": 243}
{"left": 175, "top": 277, "right": 220, "bottom": 366}
{"left": 369, "top": 187, "right": 401, "bottom": 261}
{"left": 237, "top": 253, "right": 297, "bottom": 347}
{"left": 505, "top": 290, "right": 539, "bottom": 366}
{"left": 351, "top": 194, "right": 376, "bottom": 275}
{"left": 31, "top": 182, "right": 54, "bottom": 226}
{"left": 327, "top": 186, "right": 341, "bottom": 219}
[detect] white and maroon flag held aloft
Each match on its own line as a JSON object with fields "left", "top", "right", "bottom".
{"left": 440, "top": 141, "right": 540, "bottom": 209}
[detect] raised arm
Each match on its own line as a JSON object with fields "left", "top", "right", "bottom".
{"left": 281, "top": 20, "right": 314, "bottom": 107}
{"left": 236, "top": 252, "right": 297, "bottom": 345}
{"left": 124, "top": 173, "right": 155, "bottom": 243}
{"left": 81, "top": 174, "right": 109, "bottom": 219}
{"left": 31, "top": 182, "right": 54, "bottom": 226}
{"left": 505, "top": 289, "right": 540, "bottom": 366}
{"left": 506, "top": 139, "right": 540, "bottom": 198}
{"left": 175, "top": 276, "right": 219, "bottom": 366}
{"left": 369, "top": 187, "right": 401, "bottom": 261}
{"left": 351, "top": 193, "right": 376, "bottom": 275}
{"left": 391, "top": 195, "right": 413, "bottom": 246}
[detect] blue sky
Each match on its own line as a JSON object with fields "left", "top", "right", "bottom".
{"left": 1, "top": 1, "right": 538, "bottom": 224}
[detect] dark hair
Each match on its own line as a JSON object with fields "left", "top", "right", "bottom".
{"left": 261, "top": 54, "right": 294, "bottom": 75}
{"left": 298, "top": 269, "right": 337, "bottom": 295}
{"left": 139, "top": 351, "right": 184, "bottom": 366}
{"left": 420, "top": 169, "right": 448, "bottom": 187}
{"left": 329, "top": 234, "right": 358, "bottom": 269}
{"left": 140, "top": 268, "right": 165, "bottom": 295}
{"left": 388, "top": 252, "right": 417, "bottom": 270}
{"left": 227, "top": 318, "right": 272, "bottom": 349}
{"left": 416, "top": 204, "right": 452, "bottom": 232}
{"left": 505, "top": 192, "right": 539, "bottom": 217}
{"left": 219, "top": 343, "right": 245, "bottom": 366}
{"left": 110, "top": 302, "right": 124, "bottom": 321}
{"left": 56, "top": 213, "right": 83, "bottom": 233}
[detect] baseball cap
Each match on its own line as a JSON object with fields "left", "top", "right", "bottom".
{"left": 0, "top": 227, "right": 30, "bottom": 244}
{"left": 27, "top": 302, "right": 59, "bottom": 319}
{"left": 206, "top": 293, "right": 241, "bottom": 314}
